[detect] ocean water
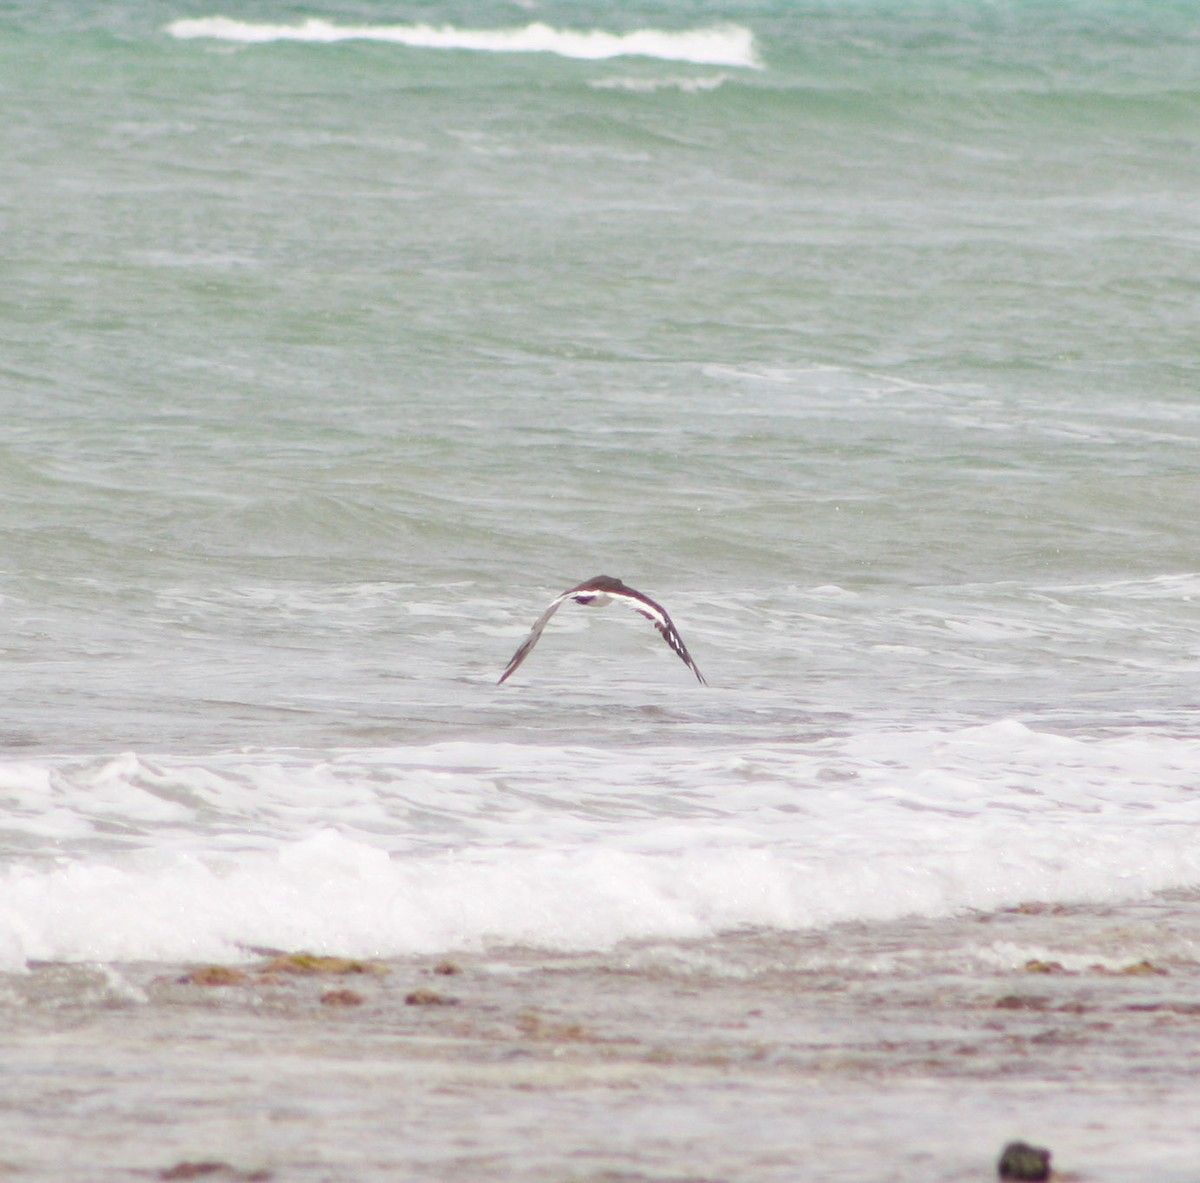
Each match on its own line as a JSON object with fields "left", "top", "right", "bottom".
{"left": 2, "top": 0, "right": 1199, "bottom": 973}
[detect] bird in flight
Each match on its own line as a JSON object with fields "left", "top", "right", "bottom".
{"left": 498, "top": 575, "right": 707, "bottom": 685}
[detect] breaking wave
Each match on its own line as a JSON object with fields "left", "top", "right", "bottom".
{"left": 165, "top": 17, "right": 761, "bottom": 68}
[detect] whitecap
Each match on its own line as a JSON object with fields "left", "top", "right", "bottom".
{"left": 588, "top": 74, "right": 733, "bottom": 94}
{"left": 165, "top": 18, "right": 762, "bottom": 69}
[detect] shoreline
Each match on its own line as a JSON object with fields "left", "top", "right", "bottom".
{"left": 4, "top": 893, "right": 1200, "bottom": 1181}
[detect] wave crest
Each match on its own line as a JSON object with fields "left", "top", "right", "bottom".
{"left": 165, "top": 17, "right": 761, "bottom": 68}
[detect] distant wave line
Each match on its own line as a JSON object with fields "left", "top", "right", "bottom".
{"left": 165, "top": 17, "right": 761, "bottom": 69}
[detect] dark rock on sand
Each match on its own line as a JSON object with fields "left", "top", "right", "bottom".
{"left": 998, "top": 1140, "right": 1051, "bottom": 1181}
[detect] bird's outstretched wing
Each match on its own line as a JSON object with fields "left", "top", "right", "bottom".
{"left": 497, "top": 589, "right": 576, "bottom": 684}
{"left": 498, "top": 576, "right": 706, "bottom": 685}
{"left": 610, "top": 584, "right": 707, "bottom": 686}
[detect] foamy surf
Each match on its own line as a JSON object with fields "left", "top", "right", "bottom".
{"left": 165, "top": 17, "right": 762, "bottom": 68}
{"left": 3, "top": 722, "right": 1200, "bottom": 971}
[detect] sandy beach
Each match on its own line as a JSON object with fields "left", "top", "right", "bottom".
{"left": 4, "top": 892, "right": 1199, "bottom": 1182}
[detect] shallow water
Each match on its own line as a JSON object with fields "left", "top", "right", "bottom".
{"left": 6, "top": 895, "right": 1200, "bottom": 1181}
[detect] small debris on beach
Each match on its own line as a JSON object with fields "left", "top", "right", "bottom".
{"left": 1023, "top": 960, "right": 1065, "bottom": 974}
{"left": 1119, "top": 959, "right": 1168, "bottom": 976}
{"left": 179, "top": 966, "right": 248, "bottom": 988}
{"left": 260, "top": 953, "right": 388, "bottom": 977}
{"left": 405, "top": 987, "right": 459, "bottom": 1006}
{"left": 995, "top": 994, "right": 1049, "bottom": 1011}
{"left": 158, "top": 1162, "right": 271, "bottom": 1181}
{"left": 515, "top": 1010, "right": 590, "bottom": 1042}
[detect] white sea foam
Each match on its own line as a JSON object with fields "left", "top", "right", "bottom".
{"left": 588, "top": 74, "right": 733, "bottom": 94}
{"left": 165, "top": 17, "right": 761, "bottom": 68}
{"left": 1, "top": 722, "right": 1199, "bottom": 971}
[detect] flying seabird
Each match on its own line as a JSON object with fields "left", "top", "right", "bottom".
{"left": 498, "top": 575, "right": 707, "bottom": 686}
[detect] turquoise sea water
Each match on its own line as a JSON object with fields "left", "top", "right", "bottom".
{"left": 0, "top": 0, "right": 1198, "bottom": 961}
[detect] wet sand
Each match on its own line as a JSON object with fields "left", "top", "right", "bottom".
{"left": 2, "top": 893, "right": 1199, "bottom": 1182}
